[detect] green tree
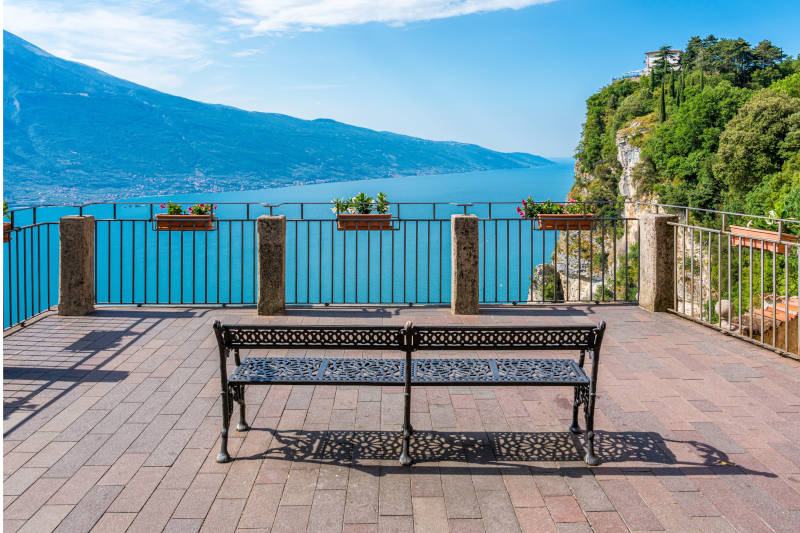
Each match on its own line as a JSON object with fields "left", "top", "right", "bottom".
{"left": 714, "top": 89, "right": 800, "bottom": 198}
{"left": 669, "top": 71, "right": 676, "bottom": 98}
{"left": 659, "top": 83, "right": 666, "bottom": 122}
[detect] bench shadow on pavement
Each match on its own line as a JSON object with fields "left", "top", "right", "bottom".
{"left": 236, "top": 428, "right": 774, "bottom": 477}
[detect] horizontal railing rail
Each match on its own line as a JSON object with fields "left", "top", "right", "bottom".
{"left": 4, "top": 200, "right": 639, "bottom": 329}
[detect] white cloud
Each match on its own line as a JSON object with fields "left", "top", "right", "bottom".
{"left": 231, "top": 48, "right": 262, "bottom": 57}
{"left": 232, "top": 0, "right": 555, "bottom": 33}
{"left": 4, "top": 2, "right": 210, "bottom": 91}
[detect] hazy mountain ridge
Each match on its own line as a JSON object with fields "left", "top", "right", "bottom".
{"left": 3, "top": 31, "right": 551, "bottom": 206}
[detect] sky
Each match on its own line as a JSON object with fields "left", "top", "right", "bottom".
{"left": 4, "top": 0, "right": 800, "bottom": 158}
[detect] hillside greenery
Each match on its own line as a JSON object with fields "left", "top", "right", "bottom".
{"left": 573, "top": 35, "right": 800, "bottom": 229}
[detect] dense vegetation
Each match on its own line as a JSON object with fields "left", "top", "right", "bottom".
{"left": 573, "top": 35, "right": 800, "bottom": 228}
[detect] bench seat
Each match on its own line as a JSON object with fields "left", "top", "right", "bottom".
{"left": 230, "top": 357, "right": 590, "bottom": 386}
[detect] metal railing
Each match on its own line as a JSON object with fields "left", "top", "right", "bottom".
{"left": 3, "top": 223, "right": 59, "bottom": 328}
{"left": 662, "top": 204, "right": 800, "bottom": 358}
{"left": 3, "top": 200, "right": 637, "bottom": 328}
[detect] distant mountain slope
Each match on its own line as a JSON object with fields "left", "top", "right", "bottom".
{"left": 3, "top": 31, "right": 550, "bottom": 206}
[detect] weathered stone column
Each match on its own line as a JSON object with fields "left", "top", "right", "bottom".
{"left": 639, "top": 213, "right": 678, "bottom": 312}
{"left": 451, "top": 214, "right": 479, "bottom": 314}
{"left": 58, "top": 215, "right": 95, "bottom": 315}
{"left": 257, "top": 215, "right": 286, "bottom": 315}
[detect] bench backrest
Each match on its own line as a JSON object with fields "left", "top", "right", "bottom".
{"left": 214, "top": 321, "right": 605, "bottom": 355}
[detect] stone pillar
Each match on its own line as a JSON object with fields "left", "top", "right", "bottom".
{"left": 257, "top": 215, "right": 286, "bottom": 315}
{"left": 451, "top": 214, "right": 479, "bottom": 314}
{"left": 58, "top": 215, "right": 95, "bottom": 315}
{"left": 639, "top": 213, "right": 678, "bottom": 312}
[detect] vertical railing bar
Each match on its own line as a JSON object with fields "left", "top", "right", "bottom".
{"left": 542, "top": 223, "right": 546, "bottom": 302}
{"left": 565, "top": 226, "right": 570, "bottom": 302}
{"left": 708, "top": 232, "right": 712, "bottom": 323}
{"left": 690, "top": 228, "right": 695, "bottom": 318}
{"left": 157, "top": 223, "right": 161, "bottom": 303}
{"left": 785, "top": 246, "right": 789, "bottom": 352}
{"left": 772, "top": 246, "right": 777, "bottom": 347}
{"left": 391, "top": 222, "right": 395, "bottom": 303}
{"left": 355, "top": 225, "right": 359, "bottom": 302}
{"left": 16, "top": 225, "right": 21, "bottom": 323}
{"left": 494, "top": 220, "right": 498, "bottom": 302}
{"left": 144, "top": 220, "right": 149, "bottom": 303}
{"left": 427, "top": 220, "right": 431, "bottom": 303}
{"left": 682, "top": 226, "right": 686, "bottom": 314}
{"left": 403, "top": 221, "right": 406, "bottom": 303}
{"left": 36, "top": 225, "right": 41, "bottom": 313}
{"left": 306, "top": 221, "right": 310, "bottom": 303}
{"left": 241, "top": 220, "right": 245, "bottom": 304}
{"left": 47, "top": 224, "right": 51, "bottom": 309}
{"left": 482, "top": 220, "right": 486, "bottom": 302}
{"left": 168, "top": 227, "right": 173, "bottom": 304}
{"left": 625, "top": 220, "right": 629, "bottom": 301}
{"left": 760, "top": 246, "right": 765, "bottom": 344}
{"left": 23, "top": 228, "right": 28, "bottom": 320}
{"left": 228, "top": 221, "right": 232, "bottom": 304}
{"left": 600, "top": 220, "right": 605, "bottom": 302}
{"left": 748, "top": 245, "right": 753, "bottom": 339}
{"left": 717, "top": 223, "right": 722, "bottom": 328}
{"left": 518, "top": 219, "right": 522, "bottom": 302}
{"left": 319, "top": 220, "right": 323, "bottom": 303}
{"left": 506, "top": 220, "right": 510, "bottom": 302}
{"left": 589, "top": 220, "right": 593, "bottom": 302}
{"left": 737, "top": 242, "right": 742, "bottom": 335}
{"left": 180, "top": 224, "right": 185, "bottom": 304}
{"left": 132, "top": 221, "right": 136, "bottom": 302}
{"left": 344, "top": 225, "right": 348, "bottom": 303}
{"left": 205, "top": 229, "right": 209, "bottom": 304}
{"left": 216, "top": 224, "right": 220, "bottom": 303}
{"left": 415, "top": 220, "right": 419, "bottom": 303}
{"left": 439, "top": 221, "right": 443, "bottom": 303}
{"left": 674, "top": 225, "right": 678, "bottom": 310}
{"left": 119, "top": 221, "right": 123, "bottom": 304}
{"left": 613, "top": 219, "right": 617, "bottom": 301}
{"left": 331, "top": 221, "right": 335, "bottom": 302}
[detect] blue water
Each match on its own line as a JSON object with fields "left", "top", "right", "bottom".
{"left": 4, "top": 162, "right": 574, "bottom": 327}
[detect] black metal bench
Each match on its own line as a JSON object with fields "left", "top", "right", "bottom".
{"left": 213, "top": 320, "right": 605, "bottom": 466}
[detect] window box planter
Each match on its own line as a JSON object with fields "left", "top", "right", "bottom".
{"left": 729, "top": 225, "right": 799, "bottom": 254}
{"left": 536, "top": 214, "right": 594, "bottom": 231}
{"left": 154, "top": 214, "right": 215, "bottom": 232}
{"left": 3, "top": 222, "right": 11, "bottom": 242}
{"left": 336, "top": 213, "right": 393, "bottom": 231}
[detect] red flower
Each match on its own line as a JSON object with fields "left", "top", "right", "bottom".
{"left": 213, "top": 206, "right": 217, "bottom": 210}
{"left": 160, "top": 204, "right": 165, "bottom": 209}
{"left": 516, "top": 206, "right": 522, "bottom": 213}
{"left": 188, "top": 207, "right": 193, "bottom": 213}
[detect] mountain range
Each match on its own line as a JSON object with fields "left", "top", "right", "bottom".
{"left": 3, "top": 31, "right": 550, "bottom": 206}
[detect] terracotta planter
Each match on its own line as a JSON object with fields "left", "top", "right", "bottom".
{"left": 155, "top": 214, "right": 215, "bottom": 232}
{"left": 336, "top": 213, "right": 393, "bottom": 231}
{"left": 3, "top": 222, "right": 11, "bottom": 243}
{"left": 729, "top": 225, "right": 799, "bottom": 254}
{"left": 535, "top": 214, "right": 594, "bottom": 231}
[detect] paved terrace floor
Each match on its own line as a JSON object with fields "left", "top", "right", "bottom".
{"left": 3, "top": 305, "right": 800, "bottom": 533}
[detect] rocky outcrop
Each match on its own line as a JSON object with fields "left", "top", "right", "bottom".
{"left": 528, "top": 264, "right": 564, "bottom": 301}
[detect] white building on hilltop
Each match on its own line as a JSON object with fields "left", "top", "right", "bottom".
{"left": 643, "top": 49, "right": 682, "bottom": 75}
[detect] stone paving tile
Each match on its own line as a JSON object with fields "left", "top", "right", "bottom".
{"left": 5, "top": 305, "right": 800, "bottom": 532}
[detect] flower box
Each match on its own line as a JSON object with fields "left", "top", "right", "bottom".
{"left": 536, "top": 214, "right": 594, "bottom": 231}
{"left": 729, "top": 225, "right": 799, "bottom": 254}
{"left": 336, "top": 213, "right": 393, "bottom": 231}
{"left": 155, "top": 214, "right": 215, "bottom": 232}
{"left": 3, "top": 222, "right": 11, "bottom": 243}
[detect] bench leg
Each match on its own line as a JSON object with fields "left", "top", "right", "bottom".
{"left": 217, "top": 385, "right": 232, "bottom": 463}
{"left": 569, "top": 386, "right": 583, "bottom": 434}
{"left": 399, "top": 354, "right": 413, "bottom": 466}
{"left": 583, "top": 389, "right": 599, "bottom": 466}
{"left": 233, "top": 384, "right": 250, "bottom": 432}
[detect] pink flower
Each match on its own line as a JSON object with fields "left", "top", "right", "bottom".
{"left": 188, "top": 207, "right": 193, "bottom": 213}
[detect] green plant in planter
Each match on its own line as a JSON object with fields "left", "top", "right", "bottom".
{"left": 331, "top": 197, "right": 353, "bottom": 215}
{"left": 331, "top": 192, "right": 391, "bottom": 215}
{"left": 3, "top": 201, "right": 10, "bottom": 222}
{"left": 159, "top": 202, "right": 216, "bottom": 215}
{"left": 517, "top": 196, "right": 592, "bottom": 218}
{"left": 375, "top": 192, "right": 389, "bottom": 214}
{"left": 351, "top": 192, "right": 374, "bottom": 214}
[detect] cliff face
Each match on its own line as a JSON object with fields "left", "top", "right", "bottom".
{"left": 615, "top": 117, "right": 659, "bottom": 230}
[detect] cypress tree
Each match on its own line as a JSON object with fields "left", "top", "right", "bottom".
{"left": 669, "top": 71, "right": 676, "bottom": 98}
{"left": 650, "top": 69, "right": 655, "bottom": 91}
{"left": 660, "top": 82, "right": 666, "bottom": 122}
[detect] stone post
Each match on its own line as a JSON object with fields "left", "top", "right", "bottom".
{"left": 451, "top": 214, "right": 479, "bottom": 314}
{"left": 58, "top": 215, "right": 95, "bottom": 315}
{"left": 639, "top": 213, "right": 678, "bottom": 312}
{"left": 257, "top": 215, "right": 286, "bottom": 315}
